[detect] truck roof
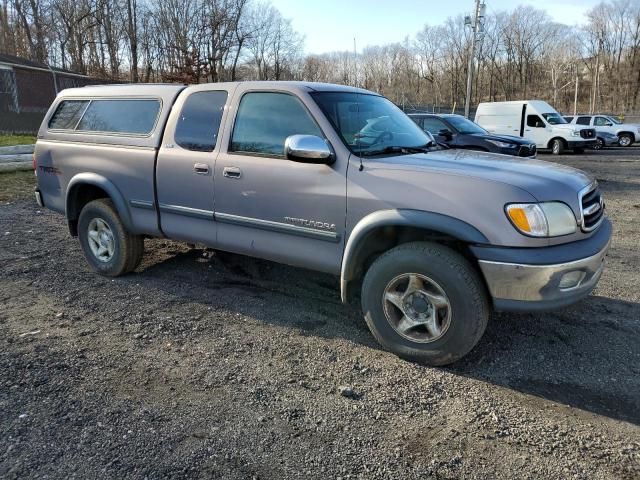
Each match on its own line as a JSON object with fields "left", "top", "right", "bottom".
{"left": 476, "top": 100, "right": 556, "bottom": 111}
{"left": 57, "top": 81, "right": 375, "bottom": 99}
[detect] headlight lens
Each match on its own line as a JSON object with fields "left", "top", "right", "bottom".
{"left": 486, "top": 139, "right": 516, "bottom": 149}
{"left": 506, "top": 202, "right": 577, "bottom": 237}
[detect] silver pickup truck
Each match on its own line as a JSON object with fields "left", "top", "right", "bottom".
{"left": 34, "top": 81, "right": 612, "bottom": 365}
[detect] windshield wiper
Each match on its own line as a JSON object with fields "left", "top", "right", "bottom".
{"left": 359, "top": 144, "right": 433, "bottom": 157}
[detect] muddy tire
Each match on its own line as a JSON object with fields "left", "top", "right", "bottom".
{"left": 361, "top": 242, "right": 489, "bottom": 366}
{"left": 78, "top": 198, "right": 144, "bottom": 277}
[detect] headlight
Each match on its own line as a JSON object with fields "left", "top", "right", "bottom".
{"left": 571, "top": 130, "right": 581, "bottom": 137}
{"left": 506, "top": 202, "right": 577, "bottom": 237}
{"left": 486, "top": 139, "right": 516, "bottom": 149}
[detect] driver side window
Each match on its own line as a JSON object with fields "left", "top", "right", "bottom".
{"left": 422, "top": 117, "right": 448, "bottom": 134}
{"left": 230, "top": 92, "right": 322, "bottom": 157}
{"left": 527, "top": 115, "right": 544, "bottom": 128}
{"left": 595, "top": 117, "right": 610, "bottom": 127}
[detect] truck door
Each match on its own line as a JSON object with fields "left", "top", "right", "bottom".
{"left": 213, "top": 88, "right": 347, "bottom": 274}
{"left": 156, "top": 86, "right": 234, "bottom": 245}
{"left": 523, "top": 108, "right": 550, "bottom": 147}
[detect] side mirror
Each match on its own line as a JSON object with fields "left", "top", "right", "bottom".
{"left": 605, "top": 122, "right": 613, "bottom": 127}
{"left": 536, "top": 121, "right": 545, "bottom": 128}
{"left": 438, "top": 128, "right": 453, "bottom": 139}
{"left": 424, "top": 131, "right": 437, "bottom": 146}
{"left": 284, "top": 135, "right": 335, "bottom": 164}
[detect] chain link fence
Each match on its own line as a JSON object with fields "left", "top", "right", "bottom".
{"left": 0, "top": 55, "right": 114, "bottom": 135}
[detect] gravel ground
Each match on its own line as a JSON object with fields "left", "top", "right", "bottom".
{"left": 1, "top": 148, "right": 639, "bottom": 479}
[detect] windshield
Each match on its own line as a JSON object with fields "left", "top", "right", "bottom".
{"left": 606, "top": 116, "right": 622, "bottom": 124}
{"left": 445, "top": 115, "right": 487, "bottom": 134}
{"left": 541, "top": 112, "right": 567, "bottom": 125}
{"left": 310, "top": 92, "right": 432, "bottom": 155}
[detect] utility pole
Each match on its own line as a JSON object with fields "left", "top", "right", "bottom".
{"left": 574, "top": 65, "right": 579, "bottom": 116}
{"left": 464, "top": 0, "right": 485, "bottom": 119}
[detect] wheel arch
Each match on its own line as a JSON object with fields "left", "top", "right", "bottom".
{"left": 547, "top": 137, "right": 567, "bottom": 150}
{"left": 617, "top": 131, "right": 636, "bottom": 142}
{"left": 66, "top": 173, "right": 133, "bottom": 236}
{"left": 340, "top": 209, "right": 489, "bottom": 303}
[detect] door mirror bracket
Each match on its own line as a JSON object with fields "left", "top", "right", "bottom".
{"left": 438, "top": 128, "right": 453, "bottom": 139}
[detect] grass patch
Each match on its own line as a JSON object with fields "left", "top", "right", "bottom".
{"left": 0, "top": 134, "right": 37, "bottom": 147}
{"left": 0, "top": 171, "right": 36, "bottom": 202}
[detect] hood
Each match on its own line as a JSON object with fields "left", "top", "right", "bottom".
{"left": 378, "top": 148, "right": 593, "bottom": 203}
{"left": 552, "top": 123, "right": 586, "bottom": 133}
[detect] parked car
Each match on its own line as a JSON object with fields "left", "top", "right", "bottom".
{"left": 563, "top": 117, "right": 620, "bottom": 150}
{"left": 563, "top": 114, "right": 640, "bottom": 147}
{"left": 475, "top": 100, "right": 597, "bottom": 154}
{"left": 34, "top": 82, "right": 611, "bottom": 366}
{"left": 409, "top": 113, "right": 536, "bottom": 157}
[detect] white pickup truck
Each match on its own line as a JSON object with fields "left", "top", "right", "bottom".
{"left": 564, "top": 114, "right": 640, "bottom": 147}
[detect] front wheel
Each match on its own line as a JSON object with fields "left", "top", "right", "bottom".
{"left": 618, "top": 133, "right": 634, "bottom": 147}
{"left": 78, "top": 198, "right": 144, "bottom": 276}
{"left": 550, "top": 138, "right": 565, "bottom": 155}
{"left": 361, "top": 242, "right": 489, "bottom": 366}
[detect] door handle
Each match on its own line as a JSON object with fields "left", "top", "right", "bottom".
{"left": 223, "top": 166, "right": 242, "bottom": 179}
{"left": 194, "top": 163, "right": 209, "bottom": 174}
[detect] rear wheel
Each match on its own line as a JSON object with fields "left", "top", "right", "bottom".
{"left": 593, "top": 138, "right": 604, "bottom": 150}
{"left": 361, "top": 242, "right": 489, "bottom": 366}
{"left": 550, "top": 138, "right": 565, "bottom": 155}
{"left": 618, "top": 133, "right": 634, "bottom": 147}
{"left": 78, "top": 199, "right": 144, "bottom": 276}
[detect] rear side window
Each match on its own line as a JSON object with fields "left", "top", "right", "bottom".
{"left": 230, "top": 92, "right": 322, "bottom": 157}
{"left": 175, "top": 91, "right": 227, "bottom": 152}
{"left": 48, "top": 100, "right": 89, "bottom": 129}
{"left": 77, "top": 99, "right": 160, "bottom": 134}
{"left": 576, "top": 116, "right": 591, "bottom": 125}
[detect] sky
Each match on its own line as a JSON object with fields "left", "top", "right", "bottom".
{"left": 268, "top": 0, "right": 601, "bottom": 55}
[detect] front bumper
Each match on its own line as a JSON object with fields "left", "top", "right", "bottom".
{"left": 567, "top": 139, "right": 597, "bottom": 148}
{"left": 473, "top": 218, "right": 612, "bottom": 312}
{"left": 501, "top": 144, "right": 536, "bottom": 158}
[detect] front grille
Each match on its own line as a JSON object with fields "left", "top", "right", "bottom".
{"left": 579, "top": 183, "right": 604, "bottom": 231}
{"left": 580, "top": 128, "right": 596, "bottom": 139}
{"left": 517, "top": 144, "right": 536, "bottom": 157}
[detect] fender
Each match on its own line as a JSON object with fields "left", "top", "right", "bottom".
{"left": 340, "top": 209, "right": 489, "bottom": 302}
{"left": 66, "top": 173, "right": 134, "bottom": 232}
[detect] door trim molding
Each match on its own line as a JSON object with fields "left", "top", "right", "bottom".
{"left": 129, "top": 199, "right": 155, "bottom": 210}
{"left": 158, "top": 203, "right": 214, "bottom": 220}
{"left": 215, "top": 212, "right": 340, "bottom": 242}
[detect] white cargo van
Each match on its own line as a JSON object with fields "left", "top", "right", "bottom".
{"left": 475, "top": 100, "right": 596, "bottom": 155}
